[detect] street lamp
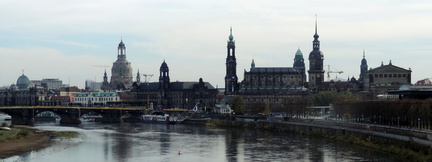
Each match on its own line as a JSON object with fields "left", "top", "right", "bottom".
{"left": 397, "top": 117, "right": 400, "bottom": 127}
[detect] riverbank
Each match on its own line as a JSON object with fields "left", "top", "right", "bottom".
{"left": 0, "top": 126, "right": 52, "bottom": 158}
{"left": 207, "top": 119, "right": 432, "bottom": 162}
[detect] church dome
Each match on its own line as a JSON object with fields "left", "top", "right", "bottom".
{"left": 295, "top": 49, "right": 303, "bottom": 56}
{"left": 16, "top": 74, "right": 30, "bottom": 89}
{"left": 160, "top": 61, "right": 169, "bottom": 71}
{"left": 118, "top": 40, "right": 125, "bottom": 48}
{"left": 309, "top": 50, "right": 324, "bottom": 60}
{"left": 361, "top": 57, "right": 367, "bottom": 64}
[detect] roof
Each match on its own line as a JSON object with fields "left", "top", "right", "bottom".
{"left": 366, "top": 64, "right": 411, "bottom": 73}
{"left": 248, "top": 67, "right": 299, "bottom": 73}
{"left": 308, "top": 50, "right": 324, "bottom": 60}
{"left": 170, "top": 81, "right": 215, "bottom": 89}
{"left": 138, "top": 81, "right": 216, "bottom": 91}
{"left": 17, "top": 74, "right": 30, "bottom": 88}
{"left": 138, "top": 82, "right": 160, "bottom": 90}
{"left": 75, "top": 92, "right": 117, "bottom": 97}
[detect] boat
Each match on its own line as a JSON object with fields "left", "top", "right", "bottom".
{"left": 0, "top": 113, "right": 11, "bottom": 121}
{"left": 141, "top": 114, "right": 184, "bottom": 124}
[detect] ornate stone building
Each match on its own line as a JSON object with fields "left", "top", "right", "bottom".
{"left": 0, "top": 73, "right": 41, "bottom": 106}
{"left": 131, "top": 61, "right": 218, "bottom": 110}
{"left": 102, "top": 40, "right": 133, "bottom": 91}
{"left": 308, "top": 18, "right": 325, "bottom": 92}
{"left": 239, "top": 52, "right": 308, "bottom": 114}
{"left": 363, "top": 61, "right": 412, "bottom": 97}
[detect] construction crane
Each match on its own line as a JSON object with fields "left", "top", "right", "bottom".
{"left": 143, "top": 74, "right": 154, "bottom": 83}
{"left": 327, "top": 65, "right": 343, "bottom": 81}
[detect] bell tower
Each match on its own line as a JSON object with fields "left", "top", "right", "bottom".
{"left": 224, "top": 27, "right": 238, "bottom": 95}
{"left": 308, "top": 16, "right": 325, "bottom": 92}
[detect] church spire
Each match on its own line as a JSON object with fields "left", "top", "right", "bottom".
{"left": 314, "top": 14, "right": 319, "bottom": 39}
{"left": 308, "top": 15, "right": 325, "bottom": 92}
{"left": 251, "top": 59, "right": 255, "bottom": 69}
{"left": 103, "top": 69, "right": 108, "bottom": 84}
{"left": 136, "top": 69, "right": 141, "bottom": 83}
{"left": 363, "top": 49, "right": 365, "bottom": 58}
{"left": 229, "top": 26, "right": 234, "bottom": 41}
{"left": 225, "top": 27, "right": 238, "bottom": 95}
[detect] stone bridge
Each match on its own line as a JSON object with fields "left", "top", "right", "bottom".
{"left": 0, "top": 106, "right": 145, "bottom": 126}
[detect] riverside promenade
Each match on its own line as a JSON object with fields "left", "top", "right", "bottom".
{"left": 283, "top": 118, "right": 432, "bottom": 146}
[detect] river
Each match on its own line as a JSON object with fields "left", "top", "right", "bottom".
{"left": 1, "top": 120, "right": 396, "bottom": 162}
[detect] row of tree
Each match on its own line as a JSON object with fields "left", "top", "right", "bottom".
{"left": 230, "top": 91, "right": 432, "bottom": 129}
{"left": 231, "top": 91, "right": 355, "bottom": 116}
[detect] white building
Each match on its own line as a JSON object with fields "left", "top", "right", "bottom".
{"left": 73, "top": 92, "right": 120, "bottom": 106}
{"left": 85, "top": 80, "right": 102, "bottom": 91}
{"left": 31, "top": 79, "right": 63, "bottom": 90}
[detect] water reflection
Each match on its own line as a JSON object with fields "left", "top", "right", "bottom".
{"left": 2, "top": 121, "right": 395, "bottom": 162}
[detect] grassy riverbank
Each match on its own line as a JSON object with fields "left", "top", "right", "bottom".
{"left": 336, "top": 135, "right": 432, "bottom": 162}
{"left": 0, "top": 124, "right": 79, "bottom": 159}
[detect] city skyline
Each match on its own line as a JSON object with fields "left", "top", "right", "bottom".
{"left": 1, "top": 1, "right": 431, "bottom": 88}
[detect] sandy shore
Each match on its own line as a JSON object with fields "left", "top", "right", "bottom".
{"left": 0, "top": 127, "right": 52, "bottom": 159}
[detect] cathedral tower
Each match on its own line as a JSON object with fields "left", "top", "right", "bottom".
{"left": 224, "top": 27, "right": 238, "bottom": 94}
{"left": 110, "top": 40, "right": 133, "bottom": 90}
{"left": 359, "top": 50, "right": 368, "bottom": 83}
{"left": 308, "top": 16, "right": 325, "bottom": 91}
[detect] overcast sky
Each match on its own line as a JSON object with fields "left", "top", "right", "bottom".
{"left": 1, "top": 0, "right": 432, "bottom": 89}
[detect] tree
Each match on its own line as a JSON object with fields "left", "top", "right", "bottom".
{"left": 314, "top": 91, "right": 355, "bottom": 106}
{"left": 232, "top": 95, "right": 244, "bottom": 114}
{"left": 251, "top": 101, "right": 270, "bottom": 115}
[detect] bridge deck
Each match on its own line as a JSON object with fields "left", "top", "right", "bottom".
{"left": 0, "top": 106, "right": 146, "bottom": 111}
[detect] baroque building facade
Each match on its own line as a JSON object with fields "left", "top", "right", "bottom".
{"left": 101, "top": 40, "right": 133, "bottom": 91}
{"left": 131, "top": 61, "right": 218, "bottom": 110}
{"left": 363, "top": 61, "right": 412, "bottom": 97}
{"left": 0, "top": 73, "right": 42, "bottom": 106}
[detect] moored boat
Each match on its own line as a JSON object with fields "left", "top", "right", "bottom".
{"left": 141, "top": 114, "right": 184, "bottom": 124}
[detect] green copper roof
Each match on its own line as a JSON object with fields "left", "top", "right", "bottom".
{"left": 295, "top": 49, "right": 303, "bottom": 56}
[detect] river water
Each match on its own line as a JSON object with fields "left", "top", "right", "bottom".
{"left": 1, "top": 120, "right": 395, "bottom": 162}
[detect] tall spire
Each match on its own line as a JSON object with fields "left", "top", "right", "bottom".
{"left": 363, "top": 49, "right": 365, "bottom": 58}
{"left": 228, "top": 26, "right": 234, "bottom": 41}
{"left": 314, "top": 14, "right": 319, "bottom": 39}
{"left": 136, "top": 69, "right": 141, "bottom": 83}
{"left": 312, "top": 14, "right": 320, "bottom": 50}
{"left": 251, "top": 59, "right": 255, "bottom": 69}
